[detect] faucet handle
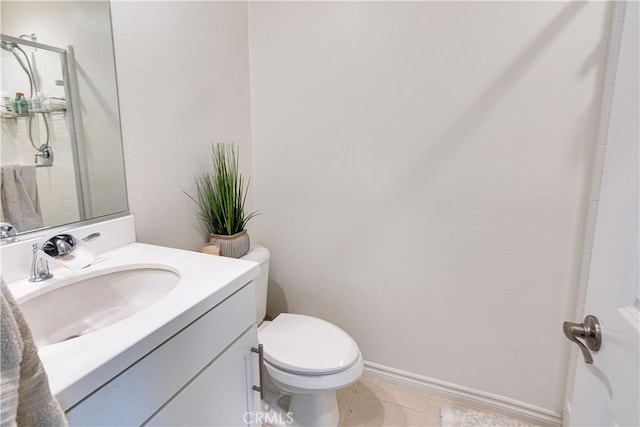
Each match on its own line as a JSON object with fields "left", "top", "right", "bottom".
{"left": 82, "top": 232, "right": 101, "bottom": 242}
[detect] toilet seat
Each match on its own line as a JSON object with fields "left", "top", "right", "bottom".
{"left": 259, "top": 313, "right": 360, "bottom": 375}
{"left": 264, "top": 351, "right": 364, "bottom": 394}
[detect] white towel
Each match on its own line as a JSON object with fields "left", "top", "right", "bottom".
{"left": 0, "top": 165, "right": 43, "bottom": 232}
{"left": 0, "top": 280, "right": 67, "bottom": 426}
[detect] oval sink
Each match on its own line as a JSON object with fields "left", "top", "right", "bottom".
{"left": 19, "top": 266, "right": 180, "bottom": 347}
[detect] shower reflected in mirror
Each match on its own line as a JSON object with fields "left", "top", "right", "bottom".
{"left": 1, "top": 34, "right": 82, "bottom": 232}
{"left": 0, "top": 1, "right": 128, "bottom": 237}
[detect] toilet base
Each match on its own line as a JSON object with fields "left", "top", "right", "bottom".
{"left": 262, "top": 375, "right": 340, "bottom": 427}
{"left": 288, "top": 391, "right": 339, "bottom": 427}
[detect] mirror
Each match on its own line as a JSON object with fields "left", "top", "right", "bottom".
{"left": 0, "top": 1, "right": 127, "bottom": 236}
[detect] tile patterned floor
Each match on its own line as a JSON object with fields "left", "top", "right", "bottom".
{"left": 337, "top": 375, "right": 536, "bottom": 427}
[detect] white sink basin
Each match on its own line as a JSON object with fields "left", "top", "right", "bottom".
{"left": 19, "top": 266, "right": 180, "bottom": 347}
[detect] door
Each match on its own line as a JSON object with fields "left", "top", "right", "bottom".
{"left": 144, "top": 327, "right": 261, "bottom": 427}
{"left": 564, "top": 2, "right": 639, "bottom": 426}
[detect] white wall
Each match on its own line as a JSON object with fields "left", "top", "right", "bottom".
{"left": 110, "top": 1, "right": 255, "bottom": 250}
{"left": 248, "top": 1, "right": 612, "bottom": 414}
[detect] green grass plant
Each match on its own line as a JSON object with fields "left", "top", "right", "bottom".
{"left": 187, "top": 143, "right": 258, "bottom": 236}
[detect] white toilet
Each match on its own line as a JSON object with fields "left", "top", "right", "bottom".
{"left": 242, "top": 246, "right": 363, "bottom": 427}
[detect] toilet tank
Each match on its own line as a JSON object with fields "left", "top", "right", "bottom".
{"left": 240, "top": 246, "right": 270, "bottom": 323}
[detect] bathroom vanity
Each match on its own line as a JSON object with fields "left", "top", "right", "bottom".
{"left": 4, "top": 217, "right": 261, "bottom": 426}
{"left": 2, "top": 2, "right": 263, "bottom": 423}
{"left": 63, "top": 274, "right": 259, "bottom": 426}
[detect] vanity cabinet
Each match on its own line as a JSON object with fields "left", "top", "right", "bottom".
{"left": 65, "top": 282, "right": 260, "bottom": 426}
{"left": 146, "top": 328, "right": 258, "bottom": 426}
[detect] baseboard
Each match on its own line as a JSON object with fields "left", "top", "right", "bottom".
{"left": 363, "top": 361, "right": 562, "bottom": 427}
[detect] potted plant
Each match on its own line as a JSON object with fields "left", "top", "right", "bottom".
{"left": 187, "top": 143, "right": 258, "bottom": 258}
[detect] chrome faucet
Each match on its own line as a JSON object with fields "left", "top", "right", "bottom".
{"left": 1, "top": 222, "right": 18, "bottom": 245}
{"left": 28, "top": 232, "right": 101, "bottom": 282}
{"left": 29, "top": 242, "right": 53, "bottom": 282}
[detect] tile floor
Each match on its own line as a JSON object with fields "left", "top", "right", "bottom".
{"left": 337, "top": 374, "right": 536, "bottom": 426}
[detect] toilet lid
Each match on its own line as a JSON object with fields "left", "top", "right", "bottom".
{"left": 259, "top": 313, "right": 360, "bottom": 375}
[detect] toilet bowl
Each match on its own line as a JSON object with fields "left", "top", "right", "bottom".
{"left": 241, "top": 247, "right": 363, "bottom": 427}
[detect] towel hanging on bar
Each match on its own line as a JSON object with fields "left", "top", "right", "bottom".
{"left": 0, "top": 164, "right": 43, "bottom": 232}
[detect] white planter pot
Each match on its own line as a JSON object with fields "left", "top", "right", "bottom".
{"left": 209, "top": 230, "right": 250, "bottom": 258}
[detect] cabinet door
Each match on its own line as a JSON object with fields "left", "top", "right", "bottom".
{"left": 144, "top": 327, "right": 260, "bottom": 427}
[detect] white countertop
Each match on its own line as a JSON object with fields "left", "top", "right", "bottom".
{"left": 7, "top": 242, "right": 259, "bottom": 411}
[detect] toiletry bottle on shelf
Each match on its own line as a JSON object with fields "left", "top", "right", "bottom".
{"left": 31, "top": 93, "right": 41, "bottom": 111}
{"left": 2, "top": 92, "right": 11, "bottom": 112}
{"left": 18, "top": 94, "right": 29, "bottom": 115}
{"left": 13, "top": 93, "right": 21, "bottom": 114}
